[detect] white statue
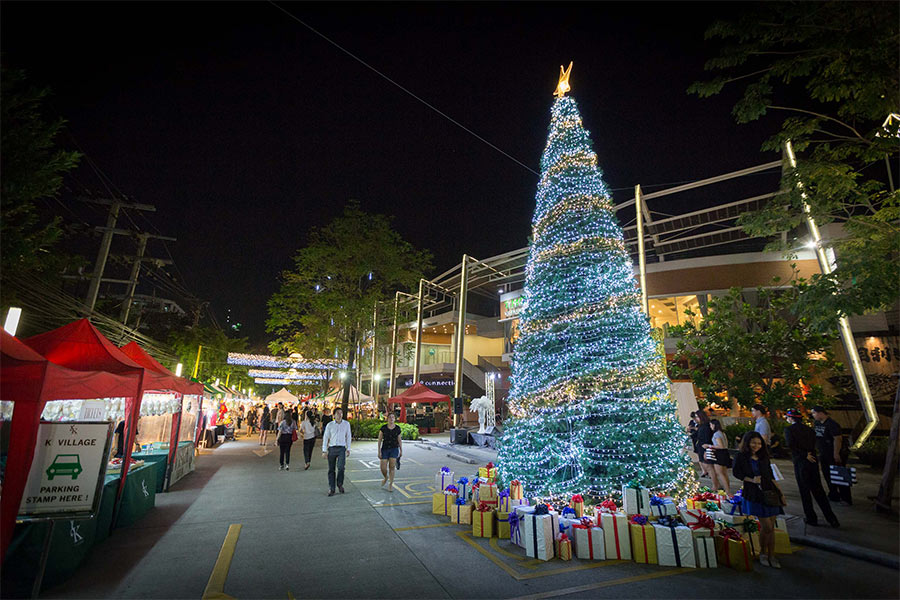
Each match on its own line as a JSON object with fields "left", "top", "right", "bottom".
{"left": 469, "top": 395, "right": 494, "bottom": 434}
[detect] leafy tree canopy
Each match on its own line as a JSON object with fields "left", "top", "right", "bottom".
{"left": 168, "top": 325, "right": 248, "bottom": 384}
{"left": 266, "top": 201, "right": 431, "bottom": 409}
{"left": 689, "top": 1, "right": 899, "bottom": 330}
{"left": 1, "top": 65, "right": 81, "bottom": 306}
{"left": 671, "top": 284, "right": 837, "bottom": 412}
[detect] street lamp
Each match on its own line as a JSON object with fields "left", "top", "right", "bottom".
{"left": 339, "top": 371, "right": 347, "bottom": 380}
{"left": 175, "top": 363, "right": 183, "bottom": 377}
{"left": 3, "top": 307, "right": 22, "bottom": 336}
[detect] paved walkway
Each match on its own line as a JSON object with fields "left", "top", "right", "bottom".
{"left": 41, "top": 432, "right": 898, "bottom": 599}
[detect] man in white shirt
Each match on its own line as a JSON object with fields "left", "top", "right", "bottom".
{"left": 322, "top": 407, "right": 352, "bottom": 496}
{"left": 752, "top": 404, "right": 772, "bottom": 445}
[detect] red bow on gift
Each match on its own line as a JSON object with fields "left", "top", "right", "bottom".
{"left": 510, "top": 479, "right": 520, "bottom": 486}
{"left": 485, "top": 462, "right": 494, "bottom": 470}
{"left": 719, "top": 527, "right": 743, "bottom": 542}
{"left": 557, "top": 532, "right": 569, "bottom": 542}
{"left": 571, "top": 494, "right": 583, "bottom": 503}
{"left": 688, "top": 513, "right": 716, "bottom": 534}
{"left": 477, "top": 502, "right": 493, "bottom": 512}
{"left": 579, "top": 516, "right": 594, "bottom": 527}
{"left": 600, "top": 499, "right": 619, "bottom": 512}
{"left": 694, "top": 492, "right": 719, "bottom": 501}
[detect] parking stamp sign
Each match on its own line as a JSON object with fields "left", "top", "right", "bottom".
{"left": 19, "top": 422, "right": 113, "bottom": 517}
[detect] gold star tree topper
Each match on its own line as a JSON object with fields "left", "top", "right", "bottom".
{"left": 554, "top": 61, "right": 573, "bottom": 97}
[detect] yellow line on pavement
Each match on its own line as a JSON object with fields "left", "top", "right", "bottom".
{"left": 489, "top": 537, "right": 531, "bottom": 561}
{"left": 509, "top": 568, "right": 689, "bottom": 598}
{"left": 202, "top": 524, "right": 242, "bottom": 600}
{"left": 371, "top": 500, "right": 431, "bottom": 507}
{"left": 352, "top": 476, "right": 431, "bottom": 483}
{"left": 456, "top": 530, "right": 522, "bottom": 579}
{"left": 393, "top": 523, "right": 456, "bottom": 532}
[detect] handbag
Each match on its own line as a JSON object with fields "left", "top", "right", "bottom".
{"left": 291, "top": 429, "right": 299, "bottom": 442}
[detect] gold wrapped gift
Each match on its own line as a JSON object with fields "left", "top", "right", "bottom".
{"left": 432, "top": 492, "right": 457, "bottom": 516}
{"left": 472, "top": 507, "right": 495, "bottom": 538}
{"left": 496, "top": 511, "right": 511, "bottom": 538}
{"left": 450, "top": 501, "right": 474, "bottom": 525}
{"left": 629, "top": 522, "right": 658, "bottom": 564}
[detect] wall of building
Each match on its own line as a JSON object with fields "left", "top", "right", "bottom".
{"left": 645, "top": 257, "right": 820, "bottom": 296}
{"left": 463, "top": 334, "right": 504, "bottom": 365}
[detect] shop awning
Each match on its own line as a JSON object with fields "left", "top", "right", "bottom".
{"left": 387, "top": 382, "right": 451, "bottom": 423}
{"left": 120, "top": 341, "right": 203, "bottom": 396}
{"left": 264, "top": 387, "right": 298, "bottom": 405}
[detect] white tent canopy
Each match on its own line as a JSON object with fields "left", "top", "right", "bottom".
{"left": 322, "top": 385, "right": 373, "bottom": 404}
{"left": 264, "top": 387, "right": 299, "bottom": 405}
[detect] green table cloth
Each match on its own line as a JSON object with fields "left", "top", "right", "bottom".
{"left": 132, "top": 449, "right": 168, "bottom": 493}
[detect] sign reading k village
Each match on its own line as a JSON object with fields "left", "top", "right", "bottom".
{"left": 19, "top": 422, "right": 113, "bottom": 517}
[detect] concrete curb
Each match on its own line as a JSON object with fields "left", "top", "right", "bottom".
{"left": 446, "top": 452, "right": 478, "bottom": 465}
{"left": 792, "top": 534, "right": 899, "bottom": 569}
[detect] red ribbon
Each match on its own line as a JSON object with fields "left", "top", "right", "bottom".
{"left": 485, "top": 461, "right": 494, "bottom": 470}
{"left": 600, "top": 499, "right": 619, "bottom": 513}
{"left": 571, "top": 494, "right": 583, "bottom": 503}
{"left": 688, "top": 513, "right": 716, "bottom": 534}
{"left": 606, "top": 514, "right": 623, "bottom": 559}
{"left": 633, "top": 523, "right": 650, "bottom": 562}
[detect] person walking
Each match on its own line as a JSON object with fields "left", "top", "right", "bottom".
{"left": 702, "top": 419, "right": 732, "bottom": 495}
{"left": 752, "top": 404, "right": 772, "bottom": 445}
{"left": 322, "top": 407, "right": 351, "bottom": 496}
{"left": 811, "top": 406, "right": 851, "bottom": 505}
{"left": 695, "top": 409, "right": 714, "bottom": 479}
{"left": 277, "top": 412, "right": 298, "bottom": 471}
{"left": 377, "top": 412, "right": 403, "bottom": 492}
{"left": 733, "top": 431, "right": 785, "bottom": 568}
{"left": 784, "top": 409, "right": 840, "bottom": 527}
{"left": 273, "top": 403, "right": 285, "bottom": 445}
{"left": 301, "top": 410, "right": 317, "bottom": 470}
{"left": 259, "top": 405, "right": 271, "bottom": 446}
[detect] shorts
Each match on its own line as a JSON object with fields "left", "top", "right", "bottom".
{"left": 381, "top": 447, "right": 400, "bottom": 460}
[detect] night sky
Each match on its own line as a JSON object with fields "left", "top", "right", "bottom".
{"left": 2, "top": 1, "right": 782, "bottom": 344}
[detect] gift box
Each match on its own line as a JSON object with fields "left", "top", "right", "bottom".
{"left": 653, "top": 521, "right": 696, "bottom": 568}
{"left": 715, "top": 528, "right": 753, "bottom": 571}
{"left": 622, "top": 484, "right": 652, "bottom": 516}
{"left": 508, "top": 511, "right": 523, "bottom": 546}
{"left": 686, "top": 511, "right": 717, "bottom": 538}
{"left": 435, "top": 467, "right": 455, "bottom": 492}
{"left": 711, "top": 513, "right": 760, "bottom": 555}
{"left": 557, "top": 535, "right": 573, "bottom": 561}
{"left": 556, "top": 516, "right": 581, "bottom": 556}
{"left": 496, "top": 511, "right": 511, "bottom": 539}
{"left": 510, "top": 479, "right": 524, "bottom": 500}
{"left": 514, "top": 505, "right": 558, "bottom": 549}
{"left": 432, "top": 491, "right": 458, "bottom": 516}
{"left": 720, "top": 491, "right": 743, "bottom": 516}
{"left": 570, "top": 494, "right": 585, "bottom": 518}
{"left": 694, "top": 535, "right": 717, "bottom": 568}
{"left": 449, "top": 500, "right": 474, "bottom": 525}
{"left": 472, "top": 505, "right": 495, "bottom": 538}
{"left": 711, "top": 511, "right": 758, "bottom": 528}
{"left": 600, "top": 512, "right": 632, "bottom": 560}
{"left": 687, "top": 492, "right": 721, "bottom": 510}
{"left": 572, "top": 520, "right": 605, "bottom": 560}
{"left": 649, "top": 496, "right": 677, "bottom": 517}
{"left": 774, "top": 530, "right": 792, "bottom": 554}
{"left": 479, "top": 482, "right": 499, "bottom": 502}
{"left": 679, "top": 507, "right": 709, "bottom": 526}
{"left": 523, "top": 506, "right": 555, "bottom": 561}
{"left": 478, "top": 462, "right": 497, "bottom": 481}
{"left": 629, "top": 516, "right": 658, "bottom": 564}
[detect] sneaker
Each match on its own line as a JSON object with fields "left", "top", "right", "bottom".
{"left": 770, "top": 556, "right": 782, "bottom": 569}
{"left": 285, "top": 465, "right": 289, "bottom": 471}
{"left": 304, "top": 464, "right": 310, "bottom": 470}
{"left": 338, "top": 485, "right": 345, "bottom": 494}
{"left": 759, "top": 554, "right": 770, "bottom": 567}
{"left": 279, "top": 465, "right": 284, "bottom": 470}
{"left": 328, "top": 490, "right": 335, "bottom": 497}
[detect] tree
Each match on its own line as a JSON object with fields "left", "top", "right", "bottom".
{"left": 689, "top": 0, "right": 899, "bottom": 509}
{"left": 1, "top": 66, "right": 81, "bottom": 307}
{"left": 670, "top": 284, "right": 837, "bottom": 412}
{"left": 688, "top": 1, "right": 899, "bottom": 331}
{"left": 267, "top": 201, "right": 431, "bottom": 415}
{"left": 496, "top": 93, "right": 695, "bottom": 502}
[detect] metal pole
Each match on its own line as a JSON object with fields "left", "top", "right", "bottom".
{"left": 785, "top": 140, "right": 878, "bottom": 448}
{"left": 413, "top": 279, "right": 425, "bottom": 383}
{"left": 120, "top": 233, "right": 148, "bottom": 325}
{"left": 389, "top": 292, "right": 400, "bottom": 398}
{"left": 453, "top": 255, "right": 469, "bottom": 403}
{"left": 371, "top": 302, "right": 378, "bottom": 399}
{"left": 85, "top": 201, "right": 121, "bottom": 313}
{"left": 31, "top": 520, "right": 55, "bottom": 598}
{"left": 635, "top": 185, "right": 649, "bottom": 315}
{"left": 191, "top": 345, "right": 203, "bottom": 379}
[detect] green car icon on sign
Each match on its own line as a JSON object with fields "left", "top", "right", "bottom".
{"left": 46, "top": 454, "right": 83, "bottom": 480}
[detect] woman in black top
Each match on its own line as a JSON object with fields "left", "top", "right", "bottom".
{"left": 733, "top": 431, "right": 785, "bottom": 568}
{"left": 377, "top": 412, "right": 403, "bottom": 492}
{"left": 694, "top": 409, "right": 713, "bottom": 479}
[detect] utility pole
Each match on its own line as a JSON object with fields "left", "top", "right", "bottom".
{"left": 118, "top": 232, "right": 176, "bottom": 326}
{"left": 80, "top": 197, "right": 156, "bottom": 314}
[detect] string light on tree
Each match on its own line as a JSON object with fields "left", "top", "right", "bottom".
{"left": 497, "top": 63, "right": 697, "bottom": 503}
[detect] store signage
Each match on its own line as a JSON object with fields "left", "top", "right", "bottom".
{"left": 78, "top": 400, "right": 106, "bottom": 420}
{"left": 19, "top": 422, "right": 112, "bottom": 518}
{"left": 402, "top": 378, "right": 454, "bottom": 387}
{"left": 499, "top": 290, "right": 525, "bottom": 322}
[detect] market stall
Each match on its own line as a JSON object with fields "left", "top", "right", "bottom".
{"left": 264, "top": 387, "right": 298, "bottom": 406}
{"left": 387, "top": 382, "right": 451, "bottom": 428}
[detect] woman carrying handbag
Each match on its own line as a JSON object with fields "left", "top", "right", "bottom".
{"left": 277, "top": 413, "right": 299, "bottom": 471}
{"left": 733, "top": 431, "right": 785, "bottom": 568}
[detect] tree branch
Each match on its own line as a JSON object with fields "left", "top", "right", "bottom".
{"left": 767, "top": 105, "right": 871, "bottom": 142}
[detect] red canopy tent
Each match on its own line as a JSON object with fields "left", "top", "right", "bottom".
{"left": 387, "top": 382, "right": 451, "bottom": 423}
{"left": 0, "top": 330, "right": 138, "bottom": 562}
{"left": 120, "top": 341, "right": 202, "bottom": 491}
{"left": 24, "top": 319, "right": 178, "bottom": 527}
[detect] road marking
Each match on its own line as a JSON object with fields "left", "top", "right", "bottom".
{"left": 252, "top": 448, "right": 272, "bottom": 457}
{"left": 357, "top": 459, "right": 380, "bottom": 469}
{"left": 371, "top": 500, "right": 431, "bottom": 507}
{"left": 202, "top": 524, "right": 242, "bottom": 600}
{"left": 393, "top": 523, "right": 456, "bottom": 532}
{"left": 509, "top": 568, "right": 689, "bottom": 598}
{"left": 351, "top": 476, "right": 431, "bottom": 483}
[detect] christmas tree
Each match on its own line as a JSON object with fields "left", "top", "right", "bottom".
{"left": 497, "top": 66, "right": 695, "bottom": 501}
